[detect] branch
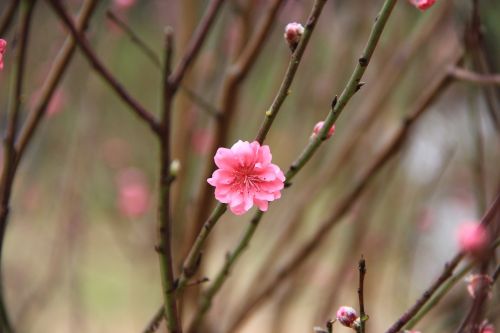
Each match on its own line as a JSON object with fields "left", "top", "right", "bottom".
{"left": 169, "top": 0, "right": 226, "bottom": 90}
{"left": 449, "top": 66, "right": 500, "bottom": 86}
{"left": 357, "top": 257, "right": 367, "bottom": 333}
{"left": 0, "top": 0, "right": 19, "bottom": 36}
{"left": 15, "top": 0, "right": 98, "bottom": 162}
{"left": 0, "top": 2, "right": 36, "bottom": 332}
{"left": 45, "top": 0, "right": 161, "bottom": 133}
{"left": 155, "top": 27, "right": 182, "bottom": 333}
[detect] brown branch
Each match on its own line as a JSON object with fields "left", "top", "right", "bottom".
{"left": 155, "top": 28, "right": 182, "bottom": 333}
{"left": 449, "top": 66, "right": 500, "bottom": 86}
{"left": 0, "top": 0, "right": 19, "bottom": 36}
{"left": 225, "top": 52, "right": 461, "bottom": 333}
{"left": 358, "top": 257, "right": 367, "bottom": 333}
{"left": 169, "top": 0, "right": 226, "bottom": 90}
{"left": 45, "top": 0, "right": 161, "bottom": 133}
{"left": 15, "top": 0, "right": 98, "bottom": 162}
{"left": 0, "top": 2, "right": 36, "bottom": 332}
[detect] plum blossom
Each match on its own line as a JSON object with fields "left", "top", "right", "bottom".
{"left": 311, "top": 121, "right": 335, "bottom": 139}
{"left": 409, "top": 0, "right": 436, "bottom": 10}
{"left": 480, "top": 321, "right": 495, "bottom": 333}
{"left": 336, "top": 306, "right": 358, "bottom": 328}
{"left": 0, "top": 39, "right": 7, "bottom": 70}
{"left": 466, "top": 274, "right": 493, "bottom": 299}
{"left": 207, "top": 140, "right": 285, "bottom": 215}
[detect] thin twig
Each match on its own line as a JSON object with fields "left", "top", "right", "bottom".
{"left": 0, "top": 2, "right": 36, "bottom": 332}
{"left": 155, "top": 28, "right": 182, "bottom": 333}
{"left": 105, "top": 9, "right": 161, "bottom": 67}
{"left": 357, "top": 257, "right": 367, "bottom": 333}
{"left": 0, "top": 0, "right": 20, "bottom": 36}
{"left": 45, "top": 0, "right": 161, "bottom": 133}
{"left": 15, "top": 0, "right": 98, "bottom": 162}
{"left": 168, "top": 0, "right": 226, "bottom": 90}
{"left": 449, "top": 66, "right": 500, "bottom": 86}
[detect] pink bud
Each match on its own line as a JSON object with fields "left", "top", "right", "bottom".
{"left": 0, "top": 39, "right": 7, "bottom": 70}
{"left": 284, "top": 22, "right": 304, "bottom": 49}
{"left": 336, "top": 306, "right": 358, "bottom": 328}
{"left": 404, "top": 331, "right": 422, "bottom": 333}
{"left": 466, "top": 274, "right": 493, "bottom": 299}
{"left": 457, "top": 222, "right": 488, "bottom": 255}
{"left": 409, "top": 0, "right": 436, "bottom": 10}
{"left": 312, "top": 121, "right": 335, "bottom": 139}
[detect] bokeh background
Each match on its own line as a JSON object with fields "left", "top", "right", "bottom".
{"left": 0, "top": 0, "right": 499, "bottom": 332}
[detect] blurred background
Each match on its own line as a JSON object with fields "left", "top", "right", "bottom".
{"left": 0, "top": 0, "right": 499, "bottom": 332}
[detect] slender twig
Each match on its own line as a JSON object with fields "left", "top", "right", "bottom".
{"left": 168, "top": 0, "right": 226, "bottom": 90}
{"left": 449, "top": 66, "right": 500, "bottom": 86}
{"left": 45, "top": 0, "right": 160, "bottom": 133}
{"left": 143, "top": 307, "right": 164, "bottom": 333}
{"left": 0, "top": 0, "right": 20, "bottom": 36}
{"left": 225, "top": 51, "right": 460, "bottom": 333}
{"left": 357, "top": 257, "right": 367, "bottom": 333}
{"left": 15, "top": 0, "right": 98, "bottom": 162}
{"left": 0, "top": 2, "right": 36, "bottom": 332}
{"left": 155, "top": 28, "right": 181, "bottom": 333}
{"left": 105, "top": 9, "right": 161, "bottom": 67}
{"left": 187, "top": 211, "right": 264, "bottom": 332}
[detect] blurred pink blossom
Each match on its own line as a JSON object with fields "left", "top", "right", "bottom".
{"left": 116, "top": 168, "right": 150, "bottom": 218}
{"left": 457, "top": 222, "right": 488, "bottom": 255}
{"left": 466, "top": 274, "right": 493, "bottom": 299}
{"left": 207, "top": 140, "right": 285, "bottom": 215}
{"left": 30, "top": 89, "right": 66, "bottom": 117}
{"left": 0, "top": 39, "right": 7, "bottom": 70}
{"left": 311, "top": 121, "right": 335, "bottom": 139}
{"left": 114, "top": 0, "right": 135, "bottom": 10}
{"left": 409, "top": 0, "right": 436, "bottom": 10}
{"left": 336, "top": 306, "right": 358, "bottom": 328}
{"left": 101, "top": 138, "right": 131, "bottom": 169}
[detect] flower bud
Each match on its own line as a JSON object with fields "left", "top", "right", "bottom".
{"left": 311, "top": 121, "right": 335, "bottom": 139}
{"left": 457, "top": 222, "right": 488, "bottom": 255}
{"left": 408, "top": 0, "right": 436, "bottom": 10}
{"left": 170, "top": 159, "right": 181, "bottom": 177}
{"left": 336, "top": 306, "right": 358, "bottom": 328}
{"left": 466, "top": 274, "right": 493, "bottom": 299}
{"left": 284, "top": 22, "right": 304, "bottom": 51}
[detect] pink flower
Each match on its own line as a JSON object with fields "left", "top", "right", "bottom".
{"left": 311, "top": 121, "right": 335, "bottom": 139}
{"left": 466, "top": 274, "right": 493, "bottom": 299}
{"left": 284, "top": 22, "right": 304, "bottom": 50}
{"left": 409, "top": 0, "right": 436, "bottom": 10}
{"left": 116, "top": 168, "right": 150, "bottom": 218}
{"left": 0, "top": 39, "right": 7, "bottom": 70}
{"left": 457, "top": 222, "right": 488, "bottom": 255}
{"left": 336, "top": 306, "right": 358, "bottom": 328}
{"left": 207, "top": 140, "right": 285, "bottom": 215}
